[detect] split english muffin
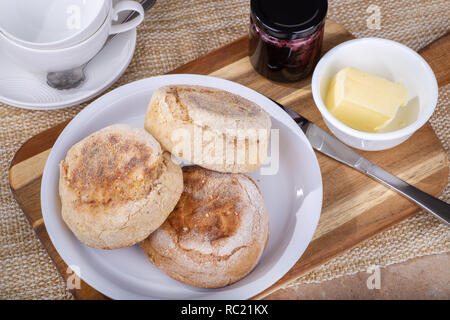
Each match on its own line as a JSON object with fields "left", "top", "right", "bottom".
{"left": 59, "top": 124, "right": 183, "bottom": 249}
{"left": 141, "top": 166, "right": 269, "bottom": 288}
{"left": 144, "top": 85, "right": 272, "bottom": 173}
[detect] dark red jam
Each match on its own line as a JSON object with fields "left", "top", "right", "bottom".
{"left": 249, "top": 0, "right": 328, "bottom": 82}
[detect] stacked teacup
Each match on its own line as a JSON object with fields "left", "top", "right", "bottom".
{"left": 0, "top": 0, "right": 144, "bottom": 73}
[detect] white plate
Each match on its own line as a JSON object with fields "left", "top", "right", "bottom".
{"left": 41, "top": 74, "right": 323, "bottom": 299}
{"left": 0, "top": 29, "right": 136, "bottom": 110}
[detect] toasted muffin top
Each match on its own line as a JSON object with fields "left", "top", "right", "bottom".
{"left": 141, "top": 165, "right": 269, "bottom": 287}
{"left": 60, "top": 124, "right": 162, "bottom": 211}
{"left": 157, "top": 166, "right": 266, "bottom": 256}
{"left": 167, "top": 166, "right": 243, "bottom": 244}
{"left": 155, "top": 85, "right": 271, "bottom": 131}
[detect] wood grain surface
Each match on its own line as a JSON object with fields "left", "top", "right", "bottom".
{"left": 9, "top": 21, "right": 449, "bottom": 300}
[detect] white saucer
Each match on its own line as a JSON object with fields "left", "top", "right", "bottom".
{"left": 0, "top": 29, "right": 136, "bottom": 110}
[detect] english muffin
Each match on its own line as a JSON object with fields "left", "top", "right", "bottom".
{"left": 144, "top": 85, "right": 271, "bottom": 173}
{"left": 141, "top": 166, "right": 269, "bottom": 288}
{"left": 59, "top": 124, "right": 183, "bottom": 249}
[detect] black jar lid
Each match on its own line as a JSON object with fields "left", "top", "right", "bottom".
{"left": 251, "top": 0, "right": 328, "bottom": 40}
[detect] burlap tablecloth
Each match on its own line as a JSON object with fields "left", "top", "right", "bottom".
{"left": 0, "top": 0, "right": 448, "bottom": 299}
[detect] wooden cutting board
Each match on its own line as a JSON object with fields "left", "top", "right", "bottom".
{"left": 9, "top": 20, "right": 449, "bottom": 300}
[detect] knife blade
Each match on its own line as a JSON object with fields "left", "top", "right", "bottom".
{"left": 271, "top": 99, "right": 450, "bottom": 225}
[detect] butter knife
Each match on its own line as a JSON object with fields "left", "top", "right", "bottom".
{"left": 271, "top": 99, "right": 450, "bottom": 225}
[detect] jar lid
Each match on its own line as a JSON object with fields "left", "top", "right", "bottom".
{"left": 251, "top": 0, "right": 328, "bottom": 40}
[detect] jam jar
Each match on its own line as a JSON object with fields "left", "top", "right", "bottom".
{"left": 249, "top": 0, "right": 328, "bottom": 82}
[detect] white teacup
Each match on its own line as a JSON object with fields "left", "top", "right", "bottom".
{"left": 0, "top": 0, "right": 144, "bottom": 73}
{"left": 0, "top": 0, "right": 113, "bottom": 49}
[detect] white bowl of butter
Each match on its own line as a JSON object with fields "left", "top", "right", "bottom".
{"left": 312, "top": 37, "right": 438, "bottom": 151}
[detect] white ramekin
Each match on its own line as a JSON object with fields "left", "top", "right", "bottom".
{"left": 311, "top": 37, "right": 438, "bottom": 151}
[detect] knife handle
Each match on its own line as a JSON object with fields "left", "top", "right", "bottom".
{"left": 364, "top": 163, "right": 450, "bottom": 225}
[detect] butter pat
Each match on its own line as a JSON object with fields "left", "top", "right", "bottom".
{"left": 325, "top": 67, "right": 409, "bottom": 133}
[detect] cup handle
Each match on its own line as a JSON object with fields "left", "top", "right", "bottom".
{"left": 109, "top": 0, "right": 144, "bottom": 35}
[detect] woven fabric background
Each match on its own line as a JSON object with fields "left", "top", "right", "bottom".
{"left": 0, "top": 0, "right": 449, "bottom": 299}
